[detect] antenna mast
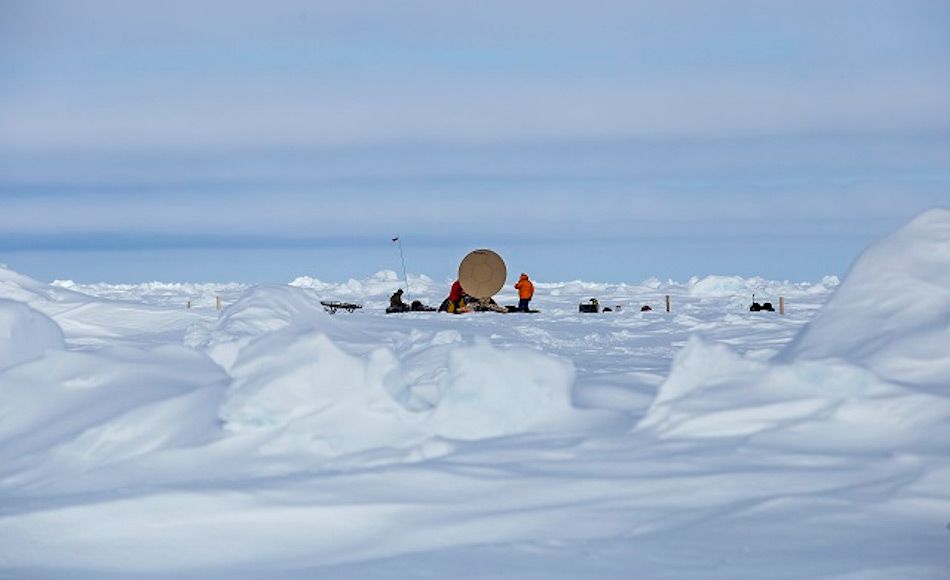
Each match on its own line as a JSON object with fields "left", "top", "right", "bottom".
{"left": 393, "top": 235, "right": 411, "bottom": 301}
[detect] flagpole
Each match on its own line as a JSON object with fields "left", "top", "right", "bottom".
{"left": 393, "top": 235, "right": 411, "bottom": 301}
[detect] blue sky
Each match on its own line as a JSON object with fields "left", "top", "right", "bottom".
{"left": 1, "top": 0, "right": 949, "bottom": 283}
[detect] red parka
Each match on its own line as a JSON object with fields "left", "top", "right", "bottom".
{"left": 449, "top": 280, "right": 464, "bottom": 301}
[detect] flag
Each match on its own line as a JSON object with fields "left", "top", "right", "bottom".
{"left": 392, "top": 236, "right": 399, "bottom": 242}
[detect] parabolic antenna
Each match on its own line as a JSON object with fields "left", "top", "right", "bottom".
{"left": 458, "top": 249, "right": 507, "bottom": 299}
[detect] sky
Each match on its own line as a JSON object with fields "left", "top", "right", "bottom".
{"left": 1, "top": 0, "right": 949, "bottom": 283}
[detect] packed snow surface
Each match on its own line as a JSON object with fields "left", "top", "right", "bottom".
{"left": 1, "top": 209, "right": 949, "bottom": 579}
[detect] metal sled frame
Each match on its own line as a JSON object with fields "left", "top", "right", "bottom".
{"left": 320, "top": 300, "right": 362, "bottom": 314}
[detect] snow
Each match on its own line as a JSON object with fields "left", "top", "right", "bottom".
{"left": 785, "top": 208, "right": 950, "bottom": 387}
{"left": 51, "top": 278, "right": 247, "bottom": 308}
{"left": 0, "top": 345, "right": 228, "bottom": 481}
{"left": 638, "top": 337, "right": 950, "bottom": 451}
{"left": 1, "top": 209, "right": 949, "bottom": 578}
{"left": 0, "top": 299, "right": 65, "bottom": 371}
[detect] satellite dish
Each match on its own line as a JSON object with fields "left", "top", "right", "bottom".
{"left": 458, "top": 249, "right": 507, "bottom": 299}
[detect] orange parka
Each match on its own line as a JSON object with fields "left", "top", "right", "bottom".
{"left": 514, "top": 274, "right": 534, "bottom": 299}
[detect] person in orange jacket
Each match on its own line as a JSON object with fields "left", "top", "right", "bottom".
{"left": 514, "top": 273, "right": 534, "bottom": 312}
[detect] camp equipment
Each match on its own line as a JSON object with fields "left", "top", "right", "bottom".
{"left": 320, "top": 301, "right": 362, "bottom": 314}
{"left": 579, "top": 298, "right": 599, "bottom": 313}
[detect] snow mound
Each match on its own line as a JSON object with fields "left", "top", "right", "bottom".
{"left": 220, "top": 329, "right": 417, "bottom": 455}
{"left": 0, "top": 265, "right": 46, "bottom": 303}
{"left": 688, "top": 275, "right": 749, "bottom": 297}
{"left": 221, "top": 329, "right": 578, "bottom": 454}
{"left": 785, "top": 207, "right": 950, "bottom": 386}
{"left": 640, "top": 208, "right": 950, "bottom": 447}
{"left": 0, "top": 265, "right": 90, "bottom": 306}
{"left": 288, "top": 270, "right": 439, "bottom": 303}
{"left": 215, "top": 289, "right": 579, "bottom": 454}
{"left": 637, "top": 337, "right": 950, "bottom": 451}
{"left": 392, "top": 336, "right": 577, "bottom": 440}
{"left": 215, "top": 284, "right": 332, "bottom": 338}
{"left": 194, "top": 284, "right": 348, "bottom": 370}
{"left": 0, "top": 299, "right": 65, "bottom": 371}
{"left": 0, "top": 345, "right": 229, "bottom": 480}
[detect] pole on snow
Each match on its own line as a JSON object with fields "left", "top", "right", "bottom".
{"left": 392, "top": 235, "right": 411, "bottom": 301}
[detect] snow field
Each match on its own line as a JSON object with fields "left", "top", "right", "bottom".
{"left": 0, "top": 208, "right": 948, "bottom": 578}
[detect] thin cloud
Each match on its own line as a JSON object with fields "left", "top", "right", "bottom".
{"left": 1, "top": 1, "right": 948, "bottom": 282}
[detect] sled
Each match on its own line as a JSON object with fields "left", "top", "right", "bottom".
{"left": 321, "top": 300, "right": 362, "bottom": 314}
{"left": 505, "top": 305, "right": 540, "bottom": 313}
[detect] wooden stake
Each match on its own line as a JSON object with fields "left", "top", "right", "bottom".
{"left": 665, "top": 295, "right": 671, "bottom": 313}
{"left": 216, "top": 295, "right": 222, "bottom": 311}
{"left": 779, "top": 296, "right": 785, "bottom": 315}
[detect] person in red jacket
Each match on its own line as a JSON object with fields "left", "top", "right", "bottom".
{"left": 447, "top": 279, "right": 465, "bottom": 313}
{"left": 514, "top": 273, "right": 534, "bottom": 312}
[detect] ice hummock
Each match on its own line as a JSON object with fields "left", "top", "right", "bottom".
{"left": 785, "top": 207, "right": 950, "bottom": 386}
{"left": 210, "top": 284, "right": 580, "bottom": 454}
{"left": 638, "top": 208, "right": 950, "bottom": 451}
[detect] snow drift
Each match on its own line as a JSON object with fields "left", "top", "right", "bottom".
{"left": 638, "top": 337, "right": 950, "bottom": 452}
{"left": 0, "top": 264, "right": 93, "bottom": 307}
{"left": 0, "top": 264, "right": 51, "bottom": 304}
{"left": 0, "top": 299, "right": 65, "bottom": 371}
{"left": 206, "top": 283, "right": 579, "bottom": 455}
{"left": 639, "top": 208, "right": 950, "bottom": 449}
{"left": 785, "top": 208, "right": 950, "bottom": 386}
{"left": 193, "top": 284, "right": 350, "bottom": 370}
{"left": 0, "top": 345, "right": 230, "bottom": 492}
